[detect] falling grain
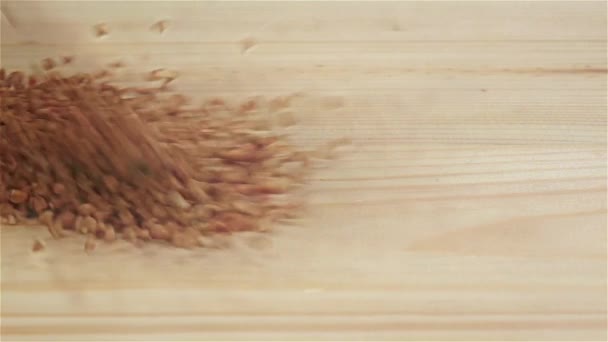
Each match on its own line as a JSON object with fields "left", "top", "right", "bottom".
{"left": 0, "top": 63, "right": 341, "bottom": 250}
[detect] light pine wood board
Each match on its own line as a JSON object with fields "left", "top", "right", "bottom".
{"left": 1, "top": 1, "right": 606, "bottom": 341}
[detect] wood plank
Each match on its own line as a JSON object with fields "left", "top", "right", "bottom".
{"left": 1, "top": 1, "right": 606, "bottom": 340}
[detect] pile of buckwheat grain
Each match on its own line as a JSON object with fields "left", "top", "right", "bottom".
{"left": 0, "top": 58, "right": 344, "bottom": 250}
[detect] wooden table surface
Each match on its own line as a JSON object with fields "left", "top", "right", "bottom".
{"left": 1, "top": 1, "right": 606, "bottom": 341}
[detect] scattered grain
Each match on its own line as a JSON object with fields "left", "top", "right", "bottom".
{"left": 77, "top": 203, "right": 96, "bottom": 216}
{"left": 8, "top": 190, "right": 28, "bottom": 204}
{"left": 149, "top": 223, "right": 171, "bottom": 241}
{"left": 38, "top": 210, "right": 54, "bottom": 226}
{"left": 151, "top": 20, "right": 169, "bottom": 33}
{"left": 240, "top": 36, "right": 257, "bottom": 54}
{"left": 32, "top": 239, "right": 45, "bottom": 252}
{"left": 56, "top": 211, "right": 76, "bottom": 230}
{"left": 108, "top": 60, "right": 125, "bottom": 68}
{"left": 41, "top": 58, "right": 56, "bottom": 71}
{"left": 52, "top": 183, "right": 65, "bottom": 195}
{"left": 93, "top": 23, "right": 109, "bottom": 37}
{"left": 84, "top": 237, "right": 96, "bottom": 252}
{"left": 75, "top": 216, "right": 94, "bottom": 234}
{"left": 104, "top": 225, "right": 117, "bottom": 242}
{"left": 122, "top": 227, "right": 137, "bottom": 243}
{"left": 136, "top": 228, "right": 151, "bottom": 240}
{"left": 167, "top": 190, "right": 190, "bottom": 209}
{"left": 147, "top": 68, "right": 178, "bottom": 82}
{"left": 171, "top": 230, "right": 199, "bottom": 249}
{"left": 48, "top": 222, "right": 64, "bottom": 239}
{"left": 7, "top": 214, "right": 17, "bottom": 225}
{"left": 61, "top": 56, "right": 75, "bottom": 65}
{"left": 1, "top": 62, "right": 340, "bottom": 250}
{"left": 31, "top": 196, "right": 48, "bottom": 213}
{"left": 7, "top": 71, "right": 24, "bottom": 88}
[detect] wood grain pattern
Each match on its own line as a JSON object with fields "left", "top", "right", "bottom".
{"left": 1, "top": 1, "right": 606, "bottom": 341}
